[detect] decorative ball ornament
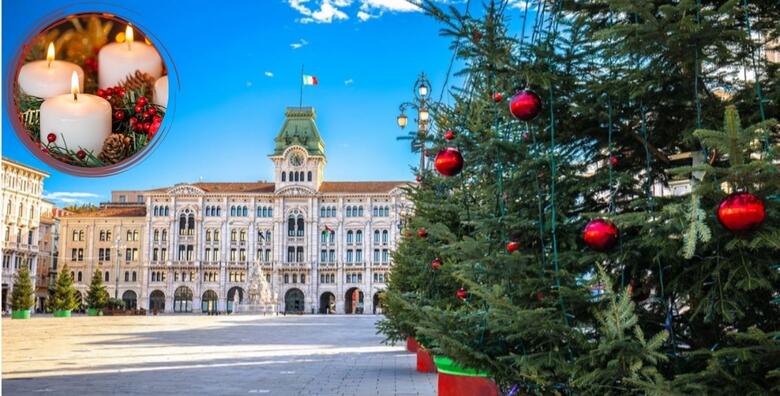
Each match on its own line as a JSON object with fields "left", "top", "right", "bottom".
{"left": 416, "top": 175, "right": 422, "bottom": 182}
{"left": 506, "top": 241, "right": 520, "bottom": 253}
{"left": 582, "top": 219, "right": 619, "bottom": 251}
{"left": 509, "top": 89, "right": 542, "bottom": 121}
{"left": 717, "top": 192, "right": 766, "bottom": 233}
{"left": 431, "top": 258, "right": 442, "bottom": 270}
{"left": 417, "top": 228, "right": 428, "bottom": 238}
{"left": 609, "top": 155, "right": 619, "bottom": 167}
{"left": 535, "top": 291, "right": 545, "bottom": 301}
{"left": 434, "top": 147, "right": 464, "bottom": 177}
{"left": 456, "top": 288, "right": 467, "bottom": 300}
{"left": 492, "top": 92, "right": 503, "bottom": 103}
{"left": 46, "top": 133, "right": 57, "bottom": 143}
{"left": 76, "top": 150, "right": 87, "bottom": 160}
{"left": 444, "top": 130, "right": 455, "bottom": 141}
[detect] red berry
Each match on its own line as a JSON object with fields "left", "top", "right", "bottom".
{"left": 431, "top": 258, "right": 442, "bottom": 270}
{"left": 114, "top": 110, "right": 126, "bottom": 121}
{"left": 535, "top": 291, "right": 545, "bottom": 301}
{"left": 492, "top": 92, "right": 503, "bottom": 103}
{"left": 136, "top": 96, "right": 148, "bottom": 106}
{"left": 444, "top": 130, "right": 455, "bottom": 140}
{"left": 106, "top": 87, "right": 115, "bottom": 95}
{"left": 147, "top": 107, "right": 157, "bottom": 116}
{"left": 417, "top": 228, "right": 427, "bottom": 238}
{"left": 96, "top": 88, "right": 105, "bottom": 97}
{"left": 129, "top": 116, "right": 138, "bottom": 124}
{"left": 76, "top": 150, "right": 86, "bottom": 159}
{"left": 134, "top": 105, "right": 144, "bottom": 114}
{"left": 609, "top": 155, "right": 618, "bottom": 166}
{"left": 456, "top": 288, "right": 467, "bottom": 300}
{"left": 153, "top": 115, "right": 162, "bottom": 123}
{"left": 142, "top": 111, "right": 150, "bottom": 120}
{"left": 84, "top": 57, "right": 98, "bottom": 72}
{"left": 46, "top": 133, "right": 56, "bottom": 143}
{"left": 143, "top": 122, "right": 151, "bottom": 132}
{"left": 117, "top": 87, "right": 126, "bottom": 97}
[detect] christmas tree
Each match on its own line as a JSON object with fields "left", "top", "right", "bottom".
{"left": 50, "top": 264, "right": 79, "bottom": 312}
{"left": 381, "top": 0, "right": 779, "bottom": 393}
{"left": 85, "top": 268, "right": 109, "bottom": 310}
{"left": 11, "top": 266, "right": 35, "bottom": 312}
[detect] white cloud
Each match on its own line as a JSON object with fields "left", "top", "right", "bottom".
{"left": 507, "top": 0, "right": 531, "bottom": 10}
{"left": 43, "top": 191, "right": 101, "bottom": 205}
{"left": 286, "top": 0, "right": 421, "bottom": 24}
{"left": 246, "top": 80, "right": 253, "bottom": 87}
{"left": 344, "top": 78, "right": 354, "bottom": 85}
{"left": 290, "top": 38, "right": 309, "bottom": 49}
{"left": 264, "top": 71, "right": 274, "bottom": 78}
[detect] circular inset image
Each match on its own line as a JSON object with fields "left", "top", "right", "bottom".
{"left": 9, "top": 13, "right": 171, "bottom": 175}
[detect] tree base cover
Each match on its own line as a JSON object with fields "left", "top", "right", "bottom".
{"left": 406, "top": 336, "right": 418, "bottom": 353}
{"left": 11, "top": 310, "right": 31, "bottom": 319}
{"left": 416, "top": 348, "right": 437, "bottom": 373}
{"left": 53, "top": 310, "right": 71, "bottom": 318}
{"left": 86, "top": 308, "right": 103, "bottom": 316}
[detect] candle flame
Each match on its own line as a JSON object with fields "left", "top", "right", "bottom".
{"left": 71, "top": 71, "right": 79, "bottom": 101}
{"left": 46, "top": 42, "right": 55, "bottom": 67}
{"left": 126, "top": 25, "right": 134, "bottom": 50}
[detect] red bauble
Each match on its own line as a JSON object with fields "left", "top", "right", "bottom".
{"left": 456, "top": 288, "right": 467, "bottom": 300}
{"left": 114, "top": 110, "right": 126, "bottom": 121}
{"left": 416, "top": 175, "right": 422, "bottom": 182}
{"left": 444, "top": 130, "right": 455, "bottom": 141}
{"left": 136, "top": 96, "right": 149, "bottom": 106}
{"left": 148, "top": 107, "right": 157, "bottom": 116}
{"left": 609, "top": 155, "right": 618, "bottom": 166}
{"left": 134, "top": 105, "right": 144, "bottom": 114}
{"left": 46, "top": 133, "right": 56, "bottom": 143}
{"left": 506, "top": 241, "right": 520, "bottom": 253}
{"left": 509, "top": 89, "right": 542, "bottom": 121}
{"left": 717, "top": 192, "right": 766, "bottom": 233}
{"left": 434, "top": 147, "right": 464, "bottom": 177}
{"left": 431, "top": 258, "right": 442, "bottom": 270}
{"left": 417, "top": 228, "right": 428, "bottom": 238}
{"left": 492, "top": 92, "right": 503, "bottom": 103}
{"left": 535, "top": 291, "right": 545, "bottom": 301}
{"left": 582, "top": 219, "right": 619, "bottom": 251}
{"left": 96, "top": 88, "right": 106, "bottom": 98}
{"left": 76, "top": 150, "right": 87, "bottom": 160}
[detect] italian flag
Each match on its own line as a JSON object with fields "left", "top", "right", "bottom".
{"left": 322, "top": 224, "right": 334, "bottom": 234}
{"left": 303, "top": 74, "right": 318, "bottom": 86}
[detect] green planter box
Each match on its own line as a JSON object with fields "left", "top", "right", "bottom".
{"left": 86, "top": 308, "right": 103, "bottom": 316}
{"left": 433, "top": 356, "right": 490, "bottom": 377}
{"left": 11, "top": 310, "right": 31, "bottom": 319}
{"left": 53, "top": 309, "right": 72, "bottom": 318}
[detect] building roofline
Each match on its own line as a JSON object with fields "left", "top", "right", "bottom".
{"left": 2, "top": 157, "right": 50, "bottom": 178}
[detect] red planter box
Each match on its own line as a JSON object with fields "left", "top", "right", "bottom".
{"left": 416, "top": 348, "right": 437, "bottom": 373}
{"left": 438, "top": 372, "right": 500, "bottom": 396}
{"left": 406, "top": 336, "right": 418, "bottom": 353}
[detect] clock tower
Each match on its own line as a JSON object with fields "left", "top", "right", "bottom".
{"left": 269, "top": 107, "right": 326, "bottom": 192}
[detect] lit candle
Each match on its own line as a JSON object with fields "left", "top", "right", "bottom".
{"left": 98, "top": 25, "right": 163, "bottom": 88}
{"left": 153, "top": 75, "right": 168, "bottom": 107}
{"left": 40, "top": 71, "right": 112, "bottom": 155}
{"left": 17, "top": 42, "right": 84, "bottom": 98}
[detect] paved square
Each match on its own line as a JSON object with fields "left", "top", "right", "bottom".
{"left": 2, "top": 314, "right": 436, "bottom": 395}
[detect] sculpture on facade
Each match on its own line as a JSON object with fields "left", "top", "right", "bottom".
{"left": 235, "top": 263, "right": 275, "bottom": 315}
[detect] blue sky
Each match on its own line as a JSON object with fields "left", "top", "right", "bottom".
{"left": 3, "top": 0, "right": 533, "bottom": 206}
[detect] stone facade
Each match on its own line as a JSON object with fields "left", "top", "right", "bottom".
{"left": 1, "top": 157, "right": 50, "bottom": 311}
{"left": 59, "top": 107, "right": 413, "bottom": 314}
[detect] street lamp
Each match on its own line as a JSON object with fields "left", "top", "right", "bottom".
{"left": 395, "top": 72, "right": 434, "bottom": 174}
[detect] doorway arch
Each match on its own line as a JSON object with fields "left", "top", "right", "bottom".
{"left": 149, "top": 290, "right": 165, "bottom": 312}
{"left": 319, "top": 292, "right": 336, "bottom": 314}
{"left": 345, "top": 288, "right": 364, "bottom": 314}
{"left": 373, "top": 291, "right": 384, "bottom": 314}
{"left": 122, "top": 290, "right": 138, "bottom": 309}
{"left": 284, "top": 288, "right": 304, "bottom": 313}
{"left": 201, "top": 290, "right": 218, "bottom": 313}
{"left": 227, "top": 286, "right": 244, "bottom": 313}
{"left": 173, "top": 286, "right": 193, "bottom": 313}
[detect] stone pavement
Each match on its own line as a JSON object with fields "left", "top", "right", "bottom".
{"left": 2, "top": 314, "right": 436, "bottom": 395}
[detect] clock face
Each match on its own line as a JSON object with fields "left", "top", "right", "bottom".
{"left": 289, "top": 153, "right": 304, "bottom": 167}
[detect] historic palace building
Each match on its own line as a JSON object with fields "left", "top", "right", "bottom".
{"left": 58, "top": 107, "right": 412, "bottom": 314}
{"left": 1, "top": 157, "right": 51, "bottom": 311}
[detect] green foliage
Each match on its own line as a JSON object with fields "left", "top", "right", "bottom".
{"left": 106, "top": 298, "right": 125, "bottom": 310}
{"left": 85, "top": 268, "right": 109, "bottom": 309}
{"left": 50, "top": 265, "right": 79, "bottom": 312}
{"left": 11, "top": 266, "right": 35, "bottom": 311}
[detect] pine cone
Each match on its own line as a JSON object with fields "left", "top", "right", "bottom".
{"left": 120, "top": 70, "right": 156, "bottom": 97}
{"left": 99, "top": 133, "right": 133, "bottom": 164}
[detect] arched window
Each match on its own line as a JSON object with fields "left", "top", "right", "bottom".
{"left": 77, "top": 271, "right": 82, "bottom": 282}
{"left": 154, "top": 229, "right": 159, "bottom": 241}
{"left": 347, "top": 231, "right": 354, "bottom": 244}
{"left": 332, "top": 206, "right": 336, "bottom": 216}
{"left": 382, "top": 230, "right": 389, "bottom": 244}
{"left": 268, "top": 208, "right": 273, "bottom": 217}
{"left": 206, "top": 230, "right": 211, "bottom": 241}
{"left": 173, "top": 286, "right": 193, "bottom": 313}
{"left": 358, "top": 206, "right": 364, "bottom": 216}
{"left": 162, "top": 229, "right": 168, "bottom": 241}
{"left": 296, "top": 216, "right": 304, "bottom": 236}
{"left": 132, "top": 271, "right": 137, "bottom": 282}
{"left": 299, "top": 171, "right": 304, "bottom": 181}
{"left": 356, "top": 230, "right": 363, "bottom": 244}
{"left": 320, "top": 207, "right": 325, "bottom": 217}
{"left": 266, "top": 230, "right": 272, "bottom": 241}
{"left": 79, "top": 230, "right": 85, "bottom": 240}
{"left": 154, "top": 206, "right": 159, "bottom": 216}
{"left": 124, "top": 271, "right": 130, "bottom": 282}
{"left": 282, "top": 172, "right": 286, "bottom": 182}
{"left": 346, "top": 206, "right": 352, "bottom": 217}
{"left": 105, "top": 271, "right": 110, "bottom": 282}
{"left": 242, "top": 206, "right": 248, "bottom": 216}
{"left": 288, "top": 216, "right": 295, "bottom": 236}
{"left": 179, "top": 214, "right": 186, "bottom": 234}
{"left": 187, "top": 214, "right": 195, "bottom": 234}
{"left": 230, "top": 206, "right": 236, "bottom": 216}
{"left": 284, "top": 274, "right": 289, "bottom": 283}
{"left": 374, "top": 230, "right": 380, "bottom": 244}
{"left": 326, "top": 207, "right": 332, "bottom": 217}
{"left": 307, "top": 171, "right": 312, "bottom": 181}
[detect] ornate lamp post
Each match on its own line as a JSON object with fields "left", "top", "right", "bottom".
{"left": 396, "top": 72, "right": 433, "bottom": 174}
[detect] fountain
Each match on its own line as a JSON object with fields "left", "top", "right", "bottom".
{"left": 234, "top": 263, "right": 276, "bottom": 315}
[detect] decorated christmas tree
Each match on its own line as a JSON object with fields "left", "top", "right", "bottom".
{"left": 380, "top": 0, "right": 779, "bottom": 394}
{"left": 11, "top": 266, "right": 35, "bottom": 312}
{"left": 85, "top": 268, "right": 109, "bottom": 310}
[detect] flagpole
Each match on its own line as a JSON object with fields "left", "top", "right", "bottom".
{"left": 299, "top": 64, "right": 304, "bottom": 107}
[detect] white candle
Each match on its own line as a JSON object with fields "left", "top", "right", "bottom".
{"left": 98, "top": 25, "right": 163, "bottom": 89}
{"left": 153, "top": 75, "right": 168, "bottom": 107}
{"left": 40, "top": 72, "right": 112, "bottom": 155}
{"left": 17, "top": 43, "right": 84, "bottom": 98}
